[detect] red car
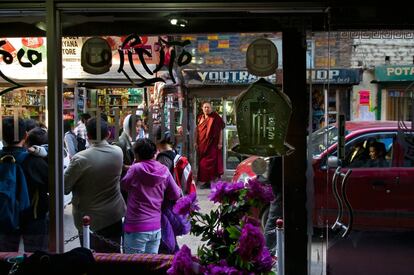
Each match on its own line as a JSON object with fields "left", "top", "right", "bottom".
{"left": 233, "top": 121, "right": 414, "bottom": 231}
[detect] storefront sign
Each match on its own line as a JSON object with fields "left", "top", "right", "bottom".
{"left": 184, "top": 69, "right": 359, "bottom": 86}
{"left": 0, "top": 38, "right": 45, "bottom": 94}
{"left": 183, "top": 69, "right": 281, "bottom": 85}
{"left": 375, "top": 65, "right": 414, "bottom": 81}
{"left": 0, "top": 35, "right": 193, "bottom": 88}
{"left": 306, "top": 69, "right": 362, "bottom": 84}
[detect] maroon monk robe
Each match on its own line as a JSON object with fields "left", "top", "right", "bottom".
{"left": 196, "top": 111, "right": 225, "bottom": 182}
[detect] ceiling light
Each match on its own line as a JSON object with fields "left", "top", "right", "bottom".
{"left": 170, "top": 18, "right": 187, "bottom": 28}
{"left": 35, "top": 21, "right": 47, "bottom": 31}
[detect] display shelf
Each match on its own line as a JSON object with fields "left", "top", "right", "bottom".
{"left": 87, "top": 87, "right": 145, "bottom": 125}
{"left": 0, "top": 88, "right": 46, "bottom": 122}
{"left": 63, "top": 88, "right": 76, "bottom": 121}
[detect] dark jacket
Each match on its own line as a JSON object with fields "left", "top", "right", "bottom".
{"left": 114, "top": 132, "right": 134, "bottom": 173}
{"left": 1, "top": 146, "right": 49, "bottom": 220}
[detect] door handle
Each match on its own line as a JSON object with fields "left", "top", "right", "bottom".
{"left": 340, "top": 169, "right": 353, "bottom": 238}
{"left": 331, "top": 167, "right": 353, "bottom": 238}
{"left": 331, "top": 167, "right": 343, "bottom": 231}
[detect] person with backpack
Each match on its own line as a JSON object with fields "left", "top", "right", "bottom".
{"left": 155, "top": 128, "right": 195, "bottom": 254}
{"left": 0, "top": 117, "right": 49, "bottom": 252}
{"left": 156, "top": 128, "right": 196, "bottom": 195}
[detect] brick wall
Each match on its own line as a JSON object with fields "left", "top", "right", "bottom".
{"left": 351, "top": 38, "right": 414, "bottom": 67}
{"left": 312, "top": 32, "right": 352, "bottom": 68}
{"left": 175, "top": 32, "right": 353, "bottom": 71}
{"left": 176, "top": 32, "right": 282, "bottom": 70}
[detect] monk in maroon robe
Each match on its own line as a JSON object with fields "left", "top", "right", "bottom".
{"left": 195, "top": 102, "right": 225, "bottom": 186}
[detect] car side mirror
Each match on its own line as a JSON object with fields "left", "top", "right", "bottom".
{"left": 327, "top": 156, "right": 339, "bottom": 168}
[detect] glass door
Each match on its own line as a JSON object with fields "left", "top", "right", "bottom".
{"left": 309, "top": 30, "right": 414, "bottom": 275}
{"left": 0, "top": 8, "right": 50, "bottom": 252}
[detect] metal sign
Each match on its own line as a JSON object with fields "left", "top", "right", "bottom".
{"left": 234, "top": 78, "right": 292, "bottom": 157}
{"left": 81, "top": 37, "right": 112, "bottom": 75}
{"left": 246, "top": 38, "right": 278, "bottom": 77}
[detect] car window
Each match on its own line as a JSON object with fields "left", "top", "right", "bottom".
{"left": 310, "top": 125, "right": 348, "bottom": 157}
{"left": 342, "top": 133, "right": 396, "bottom": 168}
{"left": 396, "top": 132, "right": 414, "bottom": 167}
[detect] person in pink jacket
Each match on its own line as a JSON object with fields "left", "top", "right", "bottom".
{"left": 121, "top": 138, "right": 181, "bottom": 254}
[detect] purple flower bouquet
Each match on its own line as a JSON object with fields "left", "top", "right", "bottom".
{"left": 167, "top": 179, "right": 275, "bottom": 275}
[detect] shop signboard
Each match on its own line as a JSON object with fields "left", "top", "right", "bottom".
{"left": 183, "top": 68, "right": 360, "bottom": 86}
{"left": 63, "top": 35, "right": 164, "bottom": 80}
{"left": 375, "top": 65, "right": 414, "bottom": 82}
{"left": 183, "top": 69, "right": 282, "bottom": 85}
{"left": 306, "top": 68, "right": 362, "bottom": 84}
{"left": 0, "top": 37, "right": 47, "bottom": 81}
{"left": 1, "top": 35, "right": 190, "bottom": 84}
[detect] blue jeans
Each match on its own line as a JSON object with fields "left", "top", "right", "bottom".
{"left": 124, "top": 229, "right": 161, "bottom": 254}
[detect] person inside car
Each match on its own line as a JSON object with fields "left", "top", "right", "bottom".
{"left": 347, "top": 141, "right": 368, "bottom": 167}
{"left": 366, "top": 141, "right": 388, "bottom": 167}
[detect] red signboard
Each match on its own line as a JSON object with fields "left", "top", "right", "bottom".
{"left": 359, "top": 90, "right": 370, "bottom": 105}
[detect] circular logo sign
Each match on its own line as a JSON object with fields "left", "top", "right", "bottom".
{"left": 251, "top": 157, "right": 268, "bottom": 175}
{"left": 246, "top": 38, "right": 278, "bottom": 77}
{"left": 81, "top": 37, "right": 112, "bottom": 75}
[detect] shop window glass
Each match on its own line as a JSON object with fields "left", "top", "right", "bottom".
{"left": 1, "top": 12, "right": 49, "bottom": 254}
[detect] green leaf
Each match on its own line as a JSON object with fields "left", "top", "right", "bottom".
{"left": 227, "top": 225, "right": 241, "bottom": 239}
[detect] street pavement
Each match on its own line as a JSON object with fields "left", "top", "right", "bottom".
{"left": 63, "top": 188, "right": 215, "bottom": 253}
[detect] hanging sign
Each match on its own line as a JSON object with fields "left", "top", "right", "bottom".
{"left": 81, "top": 37, "right": 112, "bottom": 74}
{"left": 246, "top": 38, "right": 278, "bottom": 77}
{"left": 234, "top": 78, "right": 293, "bottom": 157}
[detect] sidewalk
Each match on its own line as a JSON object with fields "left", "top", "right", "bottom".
{"left": 64, "top": 188, "right": 215, "bottom": 253}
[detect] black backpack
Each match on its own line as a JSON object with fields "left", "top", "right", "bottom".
{"left": 76, "top": 135, "right": 87, "bottom": 152}
{"left": 14, "top": 247, "right": 95, "bottom": 275}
